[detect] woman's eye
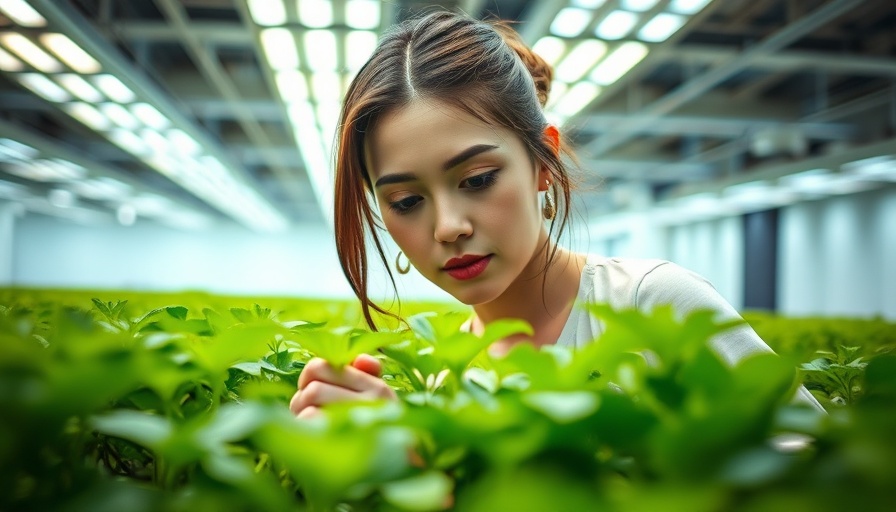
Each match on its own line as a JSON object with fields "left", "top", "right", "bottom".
{"left": 462, "top": 170, "right": 499, "bottom": 190}
{"left": 388, "top": 196, "right": 422, "bottom": 214}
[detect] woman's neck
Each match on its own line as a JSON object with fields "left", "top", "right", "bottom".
{"left": 470, "top": 243, "right": 586, "bottom": 355}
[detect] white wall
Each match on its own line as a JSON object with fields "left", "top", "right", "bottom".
{"left": 665, "top": 216, "right": 744, "bottom": 310}
{"left": 9, "top": 214, "right": 450, "bottom": 301}
{"left": 779, "top": 185, "right": 896, "bottom": 319}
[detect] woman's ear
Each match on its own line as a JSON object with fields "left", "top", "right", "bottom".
{"left": 537, "top": 125, "right": 560, "bottom": 191}
{"left": 543, "top": 124, "right": 560, "bottom": 157}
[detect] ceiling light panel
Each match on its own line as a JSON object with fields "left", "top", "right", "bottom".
{"left": 298, "top": 0, "right": 333, "bottom": 28}
{"left": 16, "top": 73, "right": 70, "bottom": 101}
{"left": 260, "top": 28, "right": 299, "bottom": 70}
{"left": 638, "top": 12, "right": 687, "bottom": 42}
{"left": 247, "top": 0, "right": 286, "bottom": 26}
{"left": 275, "top": 69, "right": 309, "bottom": 103}
{"left": 550, "top": 7, "right": 593, "bottom": 37}
{"left": 0, "top": 0, "right": 46, "bottom": 27}
{"left": 304, "top": 30, "right": 338, "bottom": 71}
{"left": 553, "top": 82, "right": 602, "bottom": 118}
{"left": 345, "top": 30, "right": 377, "bottom": 71}
{"left": 64, "top": 102, "right": 112, "bottom": 131}
{"left": 590, "top": 41, "right": 649, "bottom": 85}
{"left": 55, "top": 73, "right": 104, "bottom": 102}
{"left": 345, "top": 0, "right": 380, "bottom": 30}
{"left": 554, "top": 39, "right": 607, "bottom": 83}
{"left": 0, "top": 46, "right": 23, "bottom": 71}
{"left": 40, "top": 33, "right": 101, "bottom": 73}
{"left": 621, "top": 0, "right": 661, "bottom": 11}
{"left": 532, "top": 36, "right": 567, "bottom": 67}
{"left": 93, "top": 74, "right": 136, "bottom": 103}
{"left": 0, "top": 32, "right": 61, "bottom": 71}
{"left": 669, "top": 0, "right": 714, "bottom": 15}
{"left": 595, "top": 10, "right": 640, "bottom": 40}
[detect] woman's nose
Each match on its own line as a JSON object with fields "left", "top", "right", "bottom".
{"left": 433, "top": 200, "right": 472, "bottom": 243}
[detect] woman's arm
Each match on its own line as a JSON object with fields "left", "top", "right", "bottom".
{"left": 634, "top": 261, "right": 825, "bottom": 412}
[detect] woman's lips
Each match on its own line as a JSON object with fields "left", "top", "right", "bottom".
{"left": 443, "top": 254, "right": 492, "bottom": 280}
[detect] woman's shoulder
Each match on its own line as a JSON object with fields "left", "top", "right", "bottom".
{"left": 579, "top": 254, "right": 716, "bottom": 311}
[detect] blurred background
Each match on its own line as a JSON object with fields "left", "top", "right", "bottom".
{"left": 0, "top": 0, "right": 893, "bottom": 318}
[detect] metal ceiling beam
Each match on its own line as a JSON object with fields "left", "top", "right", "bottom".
{"left": 583, "top": 0, "right": 865, "bottom": 158}
{"left": 663, "top": 135, "right": 896, "bottom": 201}
{"left": 575, "top": 158, "right": 714, "bottom": 182}
{"left": 25, "top": 0, "right": 277, "bottom": 227}
{"left": 580, "top": 114, "right": 855, "bottom": 140}
{"left": 152, "top": 0, "right": 307, "bottom": 212}
{"left": 661, "top": 45, "right": 896, "bottom": 76}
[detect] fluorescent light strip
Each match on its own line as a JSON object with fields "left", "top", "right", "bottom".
{"left": 298, "top": 0, "right": 333, "bottom": 28}
{"left": 275, "top": 69, "right": 309, "bottom": 103}
{"left": 310, "top": 71, "right": 342, "bottom": 103}
{"left": 0, "top": 32, "right": 62, "bottom": 72}
{"left": 167, "top": 129, "right": 201, "bottom": 156}
{"left": 93, "top": 74, "right": 136, "bottom": 103}
{"left": 595, "top": 10, "right": 640, "bottom": 40}
{"left": 345, "top": 0, "right": 381, "bottom": 30}
{"left": 247, "top": 0, "right": 286, "bottom": 26}
{"left": 70, "top": 177, "right": 132, "bottom": 200}
{"left": 131, "top": 103, "right": 171, "bottom": 130}
{"left": 6, "top": 158, "right": 86, "bottom": 181}
{"left": 55, "top": 73, "right": 104, "bottom": 102}
{"left": 554, "top": 40, "right": 607, "bottom": 83}
{"left": 0, "top": 137, "right": 39, "bottom": 159}
{"left": 40, "top": 33, "right": 102, "bottom": 73}
{"left": 140, "top": 128, "right": 170, "bottom": 155}
{"left": 17, "top": 73, "right": 70, "bottom": 102}
{"left": 0, "top": 46, "right": 23, "bottom": 71}
{"left": 101, "top": 103, "right": 140, "bottom": 129}
{"left": 0, "top": 0, "right": 46, "bottom": 27}
{"left": 260, "top": 28, "right": 298, "bottom": 70}
{"left": 572, "top": 0, "right": 606, "bottom": 7}
{"left": 550, "top": 7, "right": 592, "bottom": 38}
{"left": 345, "top": 30, "right": 377, "bottom": 71}
{"left": 109, "top": 129, "right": 150, "bottom": 156}
{"left": 553, "top": 81, "right": 602, "bottom": 118}
{"left": 288, "top": 101, "right": 333, "bottom": 220}
{"left": 638, "top": 12, "right": 687, "bottom": 42}
{"left": 590, "top": 41, "right": 649, "bottom": 85}
{"left": 65, "top": 102, "right": 112, "bottom": 131}
{"left": 621, "top": 0, "right": 660, "bottom": 11}
{"left": 670, "top": 0, "right": 713, "bottom": 15}
{"left": 305, "top": 30, "right": 338, "bottom": 71}
{"left": 532, "top": 36, "right": 567, "bottom": 67}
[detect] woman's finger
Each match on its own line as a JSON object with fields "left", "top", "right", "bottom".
{"left": 289, "top": 380, "right": 364, "bottom": 416}
{"left": 352, "top": 354, "right": 382, "bottom": 376}
{"left": 298, "top": 357, "right": 385, "bottom": 392}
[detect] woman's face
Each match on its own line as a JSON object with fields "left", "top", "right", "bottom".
{"left": 365, "top": 98, "right": 551, "bottom": 305}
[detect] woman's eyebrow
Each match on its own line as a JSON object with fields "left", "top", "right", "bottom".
{"left": 374, "top": 172, "right": 416, "bottom": 188}
{"left": 374, "top": 144, "right": 500, "bottom": 188}
{"left": 442, "top": 144, "right": 499, "bottom": 171}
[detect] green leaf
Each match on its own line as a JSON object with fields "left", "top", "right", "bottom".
{"left": 381, "top": 471, "right": 453, "bottom": 511}
{"left": 166, "top": 306, "right": 188, "bottom": 321}
{"left": 522, "top": 391, "right": 600, "bottom": 423}
{"left": 92, "top": 410, "right": 173, "bottom": 449}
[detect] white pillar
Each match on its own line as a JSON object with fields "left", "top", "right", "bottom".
{"left": 0, "top": 201, "right": 19, "bottom": 284}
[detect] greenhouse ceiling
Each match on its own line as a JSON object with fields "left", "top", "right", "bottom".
{"left": 0, "top": 0, "right": 894, "bottom": 231}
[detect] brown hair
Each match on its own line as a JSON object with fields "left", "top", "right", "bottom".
{"left": 334, "top": 10, "right": 576, "bottom": 329}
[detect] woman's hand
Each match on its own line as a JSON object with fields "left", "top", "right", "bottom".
{"left": 289, "top": 354, "right": 397, "bottom": 419}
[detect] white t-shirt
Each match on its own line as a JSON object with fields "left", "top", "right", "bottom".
{"left": 555, "top": 254, "right": 824, "bottom": 411}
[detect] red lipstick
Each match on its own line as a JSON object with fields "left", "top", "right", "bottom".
{"left": 443, "top": 254, "right": 492, "bottom": 280}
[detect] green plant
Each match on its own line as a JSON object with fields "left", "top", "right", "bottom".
{"left": 0, "top": 289, "right": 894, "bottom": 511}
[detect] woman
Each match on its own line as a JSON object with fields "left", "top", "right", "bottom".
{"left": 289, "top": 11, "right": 823, "bottom": 418}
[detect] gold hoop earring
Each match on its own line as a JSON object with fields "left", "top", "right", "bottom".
{"left": 395, "top": 251, "right": 411, "bottom": 275}
{"left": 543, "top": 186, "right": 556, "bottom": 220}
